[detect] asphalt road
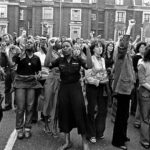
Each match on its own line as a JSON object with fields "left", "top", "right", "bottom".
{"left": 0, "top": 80, "right": 147, "bottom": 150}
{"left": 0, "top": 109, "right": 147, "bottom": 150}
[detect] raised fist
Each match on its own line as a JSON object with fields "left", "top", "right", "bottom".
{"left": 129, "top": 19, "right": 136, "bottom": 27}
{"left": 136, "top": 35, "right": 140, "bottom": 40}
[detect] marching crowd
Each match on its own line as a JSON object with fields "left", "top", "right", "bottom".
{"left": 0, "top": 19, "right": 150, "bottom": 150}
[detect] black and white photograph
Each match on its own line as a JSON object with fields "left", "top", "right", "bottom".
{"left": 0, "top": 0, "right": 150, "bottom": 150}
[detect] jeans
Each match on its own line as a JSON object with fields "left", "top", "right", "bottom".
{"left": 86, "top": 84, "right": 108, "bottom": 138}
{"left": 139, "top": 87, "right": 150, "bottom": 145}
{"left": 15, "top": 88, "right": 35, "bottom": 130}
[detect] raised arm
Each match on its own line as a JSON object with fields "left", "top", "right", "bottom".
{"left": 44, "top": 45, "right": 53, "bottom": 67}
{"left": 117, "top": 19, "right": 135, "bottom": 59}
{"left": 126, "top": 19, "right": 135, "bottom": 35}
{"left": 83, "top": 44, "right": 92, "bottom": 69}
{"left": 132, "top": 35, "right": 140, "bottom": 47}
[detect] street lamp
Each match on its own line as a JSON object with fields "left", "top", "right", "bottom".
{"left": 59, "top": 0, "right": 62, "bottom": 38}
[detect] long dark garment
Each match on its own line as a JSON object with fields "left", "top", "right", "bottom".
{"left": 58, "top": 82, "right": 87, "bottom": 135}
{"left": 112, "top": 94, "right": 130, "bottom": 146}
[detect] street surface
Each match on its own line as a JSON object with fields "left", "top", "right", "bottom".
{"left": 0, "top": 81, "right": 147, "bottom": 150}
{"left": 0, "top": 108, "right": 147, "bottom": 150}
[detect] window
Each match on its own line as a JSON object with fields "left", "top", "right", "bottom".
{"left": 116, "top": 11, "right": 126, "bottom": 23}
{"left": 20, "top": 0, "right": 25, "bottom": 2}
{"left": 43, "top": 7, "right": 53, "bottom": 19}
{"left": 143, "top": 12, "right": 150, "bottom": 23}
{"left": 0, "top": 24, "right": 7, "bottom": 36}
{"left": 91, "top": 14, "right": 96, "bottom": 21}
{"left": 73, "top": 0, "right": 81, "bottom": 2}
{"left": 92, "top": 0, "right": 97, "bottom": 3}
{"left": 142, "top": 23, "right": 150, "bottom": 42}
{"left": 42, "top": 23, "right": 53, "bottom": 38}
{"left": 117, "top": 30, "right": 125, "bottom": 36}
{"left": 114, "top": 29, "right": 125, "bottom": 41}
{"left": 70, "top": 26, "right": 81, "bottom": 39}
{"left": 143, "top": 0, "right": 150, "bottom": 6}
{"left": 0, "top": 5, "right": 7, "bottom": 18}
{"left": 20, "top": 9, "right": 24, "bottom": 20}
{"left": 43, "top": 0, "right": 53, "bottom": 1}
{"left": 116, "top": 0, "right": 124, "bottom": 5}
{"left": 71, "top": 9, "right": 81, "bottom": 21}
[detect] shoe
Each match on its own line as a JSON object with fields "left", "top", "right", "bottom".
{"left": 89, "top": 137, "right": 96, "bottom": 143}
{"left": 124, "top": 137, "right": 130, "bottom": 142}
{"left": 2, "top": 105, "right": 12, "bottom": 111}
{"left": 141, "top": 142, "right": 150, "bottom": 149}
{"left": 97, "top": 135, "right": 104, "bottom": 140}
{"left": 17, "top": 130, "right": 24, "bottom": 140}
{"left": 24, "top": 130, "right": 32, "bottom": 139}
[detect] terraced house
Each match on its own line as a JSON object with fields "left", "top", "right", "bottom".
{"left": 32, "top": 0, "right": 92, "bottom": 39}
{"left": 1, "top": 0, "right": 150, "bottom": 40}
{"left": 0, "top": 0, "right": 93, "bottom": 39}
{"left": 92, "top": 0, "right": 150, "bottom": 41}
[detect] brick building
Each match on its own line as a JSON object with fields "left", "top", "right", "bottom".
{"left": 0, "top": 0, "right": 92, "bottom": 39}
{"left": 1, "top": 0, "right": 150, "bottom": 41}
{"left": 32, "top": 0, "right": 92, "bottom": 39}
{"left": 92, "top": 0, "right": 150, "bottom": 41}
{"left": 0, "top": 0, "right": 32, "bottom": 36}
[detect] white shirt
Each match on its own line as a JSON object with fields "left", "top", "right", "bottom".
{"left": 85, "top": 55, "right": 106, "bottom": 86}
{"left": 34, "top": 51, "right": 46, "bottom": 66}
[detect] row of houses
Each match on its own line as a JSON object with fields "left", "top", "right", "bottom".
{"left": 1, "top": 0, "right": 150, "bottom": 41}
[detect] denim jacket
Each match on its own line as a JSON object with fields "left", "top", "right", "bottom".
{"left": 112, "top": 35, "right": 135, "bottom": 95}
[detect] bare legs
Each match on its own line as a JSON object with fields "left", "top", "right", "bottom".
{"left": 58, "top": 133, "right": 90, "bottom": 150}
{"left": 57, "top": 133, "right": 72, "bottom": 150}
{"left": 82, "top": 134, "right": 90, "bottom": 150}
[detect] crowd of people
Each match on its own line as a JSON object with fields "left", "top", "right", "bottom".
{"left": 0, "top": 19, "right": 150, "bottom": 150}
